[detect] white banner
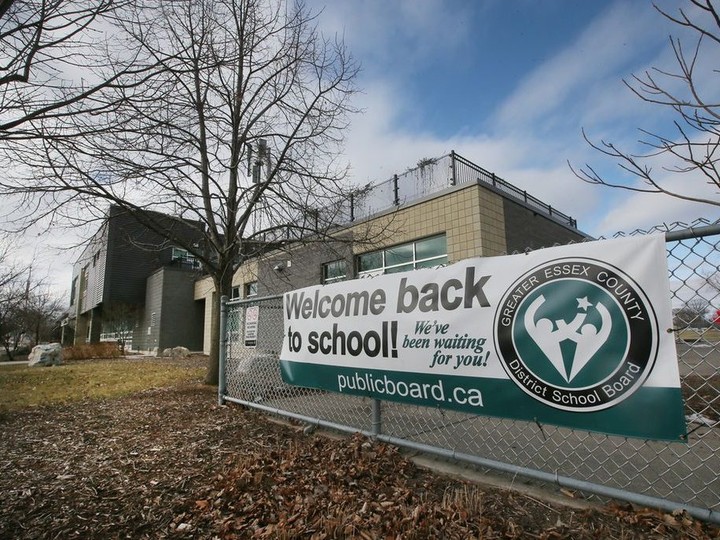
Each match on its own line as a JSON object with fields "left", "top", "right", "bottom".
{"left": 280, "top": 234, "right": 686, "bottom": 441}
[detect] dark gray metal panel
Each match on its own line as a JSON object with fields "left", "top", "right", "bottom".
{"left": 157, "top": 267, "right": 204, "bottom": 351}
{"left": 503, "top": 199, "right": 587, "bottom": 253}
{"left": 142, "top": 268, "right": 165, "bottom": 352}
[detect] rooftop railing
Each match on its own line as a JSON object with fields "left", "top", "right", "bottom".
{"left": 340, "top": 151, "right": 577, "bottom": 229}
{"left": 272, "top": 151, "right": 578, "bottom": 242}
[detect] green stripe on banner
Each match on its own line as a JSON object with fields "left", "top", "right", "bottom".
{"left": 279, "top": 360, "right": 687, "bottom": 442}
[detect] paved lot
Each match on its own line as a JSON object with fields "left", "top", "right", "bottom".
{"left": 677, "top": 341, "right": 720, "bottom": 377}
{"left": 0, "top": 360, "right": 29, "bottom": 366}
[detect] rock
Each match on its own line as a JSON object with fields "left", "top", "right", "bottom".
{"left": 28, "top": 343, "right": 63, "bottom": 367}
{"left": 160, "top": 346, "right": 190, "bottom": 358}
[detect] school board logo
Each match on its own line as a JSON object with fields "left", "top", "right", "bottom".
{"left": 494, "top": 258, "right": 658, "bottom": 412}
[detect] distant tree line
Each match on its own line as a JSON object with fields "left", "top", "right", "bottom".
{"left": 0, "top": 237, "right": 64, "bottom": 360}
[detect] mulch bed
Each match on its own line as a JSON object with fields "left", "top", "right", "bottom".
{"left": 1, "top": 383, "right": 718, "bottom": 539}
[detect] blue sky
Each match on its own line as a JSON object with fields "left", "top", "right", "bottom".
{"left": 315, "top": 0, "right": 720, "bottom": 237}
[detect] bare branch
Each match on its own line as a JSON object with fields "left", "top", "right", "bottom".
{"left": 0, "top": 0, "right": 364, "bottom": 383}
{"left": 573, "top": 0, "right": 720, "bottom": 207}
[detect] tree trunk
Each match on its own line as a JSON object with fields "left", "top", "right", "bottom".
{"left": 204, "top": 267, "right": 233, "bottom": 385}
{"left": 3, "top": 342, "right": 14, "bottom": 362}
{"left": 205, "top": 291, "right": 220, "bottom": 385}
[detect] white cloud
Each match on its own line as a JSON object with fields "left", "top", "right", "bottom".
{"left": 314, "top": 0, "right": 473, "bottom": 76}
{"left": 325, "top": 4, "right": 641, "bottom": 237}
{"left": 595, "top": 173, "right": 720, "bottom": 236}
{"left": 340, "top": 82, "right": 603, "bottom": 233}
{"left": 492, "top": 1, "right": 664, "bottom": 132}
{"left": 333, "top": 0, "right": 719, "bottom": 241}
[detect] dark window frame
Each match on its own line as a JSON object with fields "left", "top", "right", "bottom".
{"left": 322, "top": 259, "right": 348, "bottom": 284}
{"left": 356, "top": 234, "right": 447, "bottom": 277}
{"left": 244, "top": 281, "right": 258, "bottom": 298}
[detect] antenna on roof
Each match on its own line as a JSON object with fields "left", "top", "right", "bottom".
{"left": 250, "top": 139, "right": 271, "bottom": 183}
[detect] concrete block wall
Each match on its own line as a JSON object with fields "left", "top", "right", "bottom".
{"left": 261, "top": 239, "right": 354, "bottom": 295}
{"left": 141, "top": 268, "right": 165, "bottom": 352}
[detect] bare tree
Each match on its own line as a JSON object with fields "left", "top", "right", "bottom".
{"left": 101, "top": 303, "right": 141, "bottom": 355}
{"left": 673, "top": 297, "right": 711, "bottom": 328}
{"left": 705, "top": 269, "right": 720, "bottom": 292}
{"left": 0, "top": 238, "right": 28, "bottom": 360}
{"left": 0, "top": 1, "right": 16, "bottom": 23}
{"left": 0, "top": 238, "right": 63, "bottom": 359}
{"left": 571, "top": 0, "right": 720, "bottom": 207}
{"left": 0, "top": 0, "right": 135, "bottom": 135}
{"left": 18, "top": 288, "right": 65, "bottom": 344}
{"left": 0, "top": 0, "right": 360, "bottom": 383}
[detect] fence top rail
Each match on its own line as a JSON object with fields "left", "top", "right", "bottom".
{"left": 664, "top": 222, "right": 720, "bottom": 242}
{"left": 226, "top": 294, "right": 284, "bottom": 307}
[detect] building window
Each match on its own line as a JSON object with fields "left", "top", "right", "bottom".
{"left": 357, "top": 234, "right": 447, "bottom": 277}
{"left": 245, "top": 281, "right": 258, "bottom": 298}
{"left": 231, "top": 286, "right": 240, "bottom": 299}
{"left": 322, "top": 260, "right": 347, "bottom": 284}
{"left": 171, "top": 247, "right": 200, "bottom": 268}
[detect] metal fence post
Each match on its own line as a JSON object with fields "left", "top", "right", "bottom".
{"left": 372, "top": 399, "right": 382, "bottom": 436}
{"left": 450, "top": 150, "right": 457, "bottom": 185}
{"left": 218, "top": 295, "right": 229, "bottom": 406}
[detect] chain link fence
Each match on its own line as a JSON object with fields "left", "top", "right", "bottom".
{"left": 219, "top": 220, "right": 720, "bottom": 523}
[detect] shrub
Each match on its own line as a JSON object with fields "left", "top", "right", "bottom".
{"left": 63, "top": 342, "right": 122, "bottom": 360}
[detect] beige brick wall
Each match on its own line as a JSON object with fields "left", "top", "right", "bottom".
{"left": 194, "top": 184, "right": 509, "bottom": 352}
{"left": 349, "top": 183, "right": 506, "bottom": 263}
{"left": 194, "top": 261, "right": 260, "bottom": 354}
{"left": 232, "top": 261, "right": 259, "bottom": 294}
{"left": 477, "top": 188, "right": 507, "bottom": 256}
{"left": 194, "top": 277, "right": 215, "bottom": 354}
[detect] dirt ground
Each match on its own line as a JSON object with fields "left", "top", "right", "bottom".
{"left": 1, "top": 364, "right": 718, "bottom": 539}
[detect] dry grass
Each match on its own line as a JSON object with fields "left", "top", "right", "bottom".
{"left": 62, "top": 342, "right": 124, "bottom": 360}
{"left": 0, "top": 357, "right": 205, "bottom": 412}
{"left": 0, "top": 359, "right": 718, "bottom": 539}
{"left": 677, "top": 328, "right": 720, "bottom": 343}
